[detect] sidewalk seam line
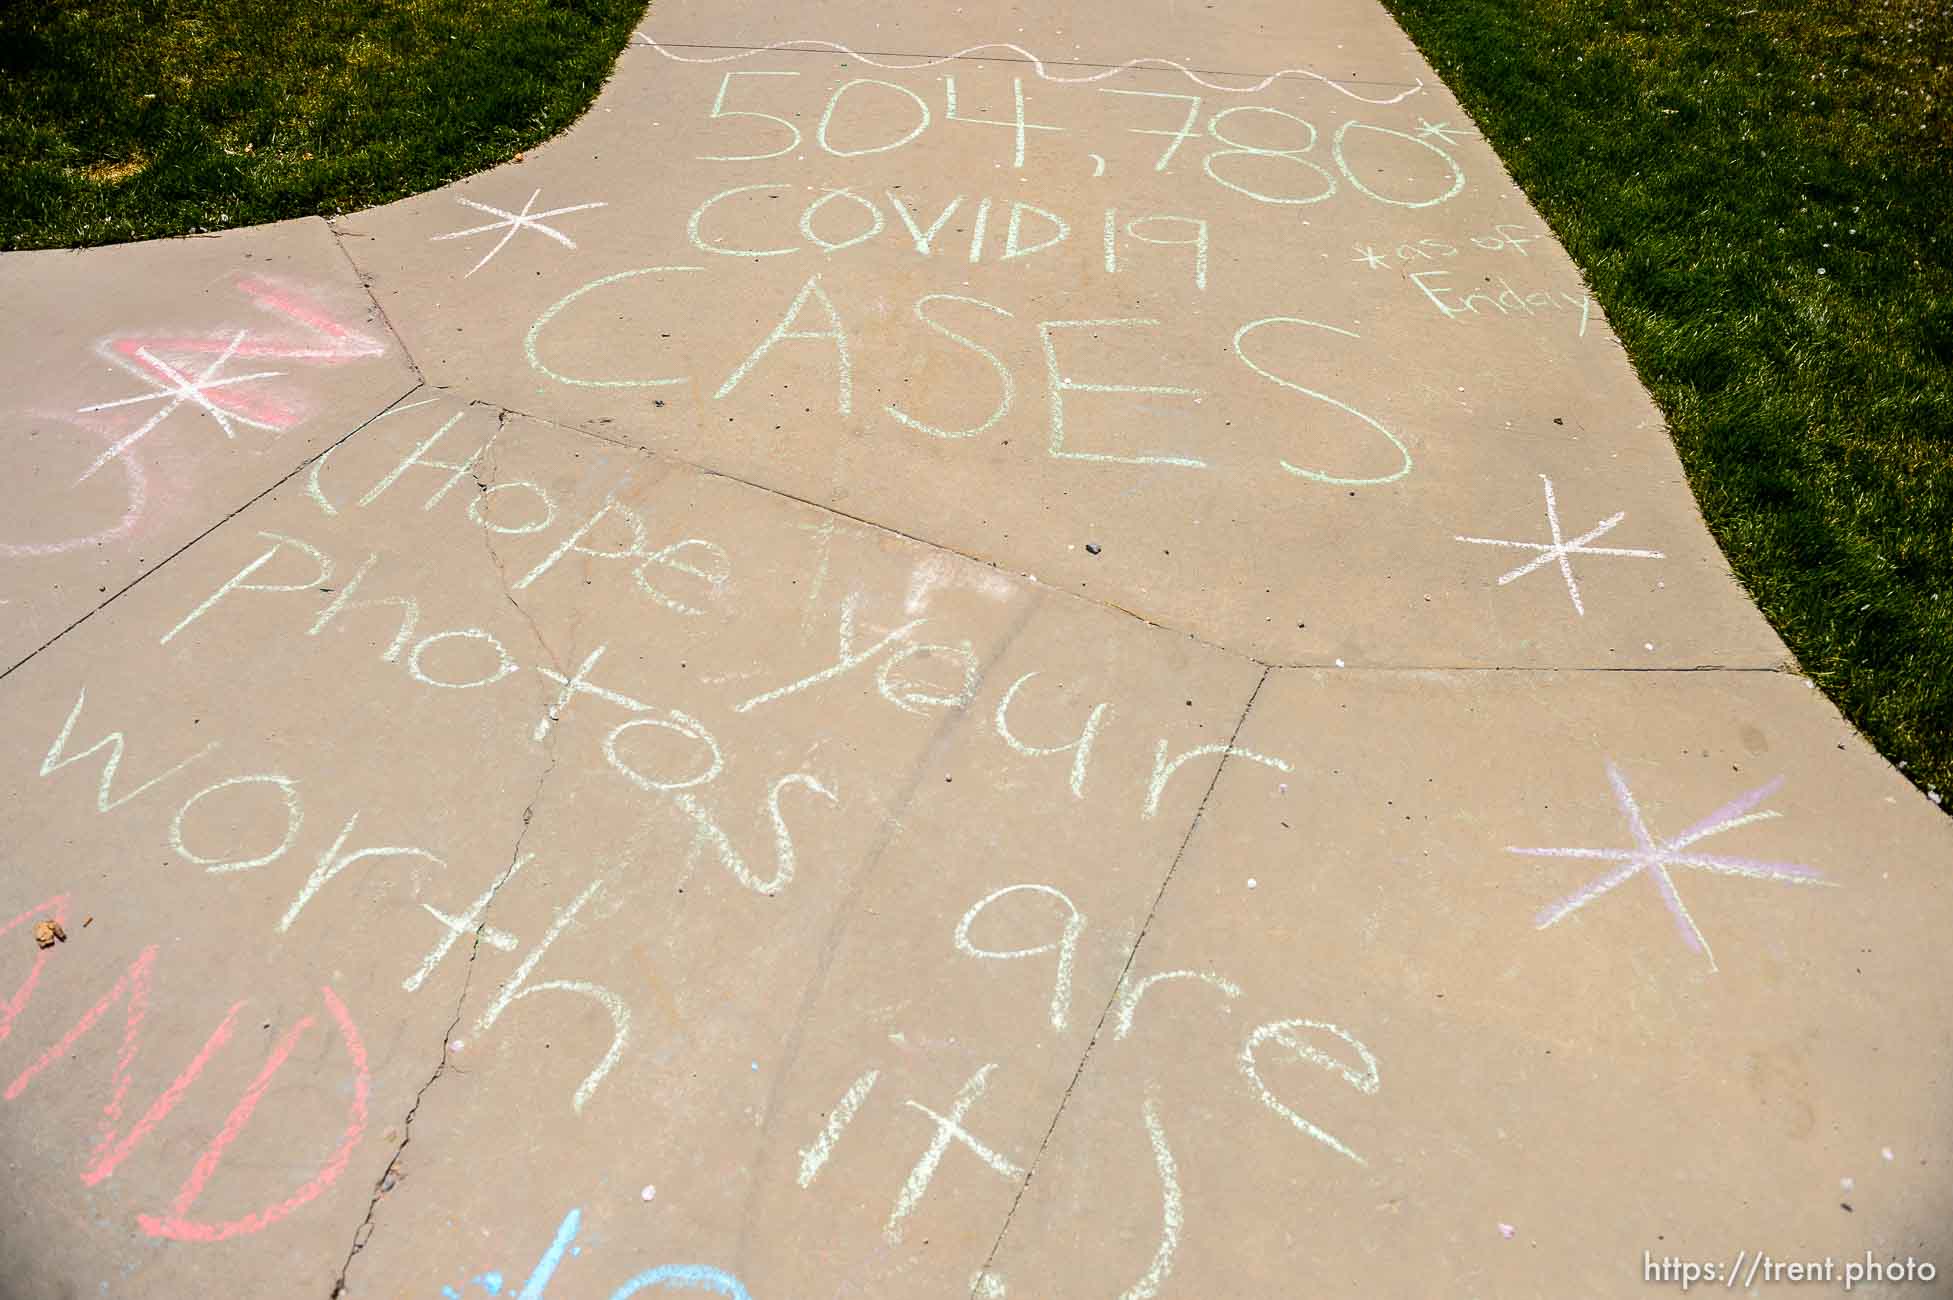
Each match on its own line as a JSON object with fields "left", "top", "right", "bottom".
{"left": 323, "top": 214, "right": 427, "bottom": 385}
{"left": 0, "top": 383, "right": 425, "bottom": 687}
{"left": 969, "top": 662, "right": 1273, "bottom": 1294}
{"left": 488, "top": 399, "right": 1800, "bottom": 679}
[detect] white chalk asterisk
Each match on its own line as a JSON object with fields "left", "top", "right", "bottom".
{"left": 1414, "top": 118, "right": 1475, "bottom": 145}
{"left": 1513, "top": 763, "right": 1834, "bottom": 972}
{"left": 73, "top": 330, "right": 284, "bottom": 484}
{"left": 1455, "top": 474, "right": 1663, "bottom": 616}
{"left": 430, "top": 188, "right": 609, "bottom": 277}
{"left": 1352, "top": 244, "right": 1389, "bottom": 270}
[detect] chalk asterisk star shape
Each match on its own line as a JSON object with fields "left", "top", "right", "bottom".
{"left": 1352, "top": 244, "right": 1389, "bottom": 270}
{"left": 72, "top": 329, "right": 285, "bottom": 484}
{"left": 1512, "top": 763, "right": 1835, "bottom": 972}
{"left": 1454, "top": 474, "right": 1664, "bottom": 616}
{"left": 429, "top": 187, "right": 608, "bottom": 277}
{"left": 1413, "top": 118, "right": 1475, "bottom": 146}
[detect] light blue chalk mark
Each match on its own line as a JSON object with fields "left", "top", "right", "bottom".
{"left": 443, "top": 1288, "right": 461, "bottom": 1299}
{"left": 474, "top": 1273, "right": 506, "bottom": 1295}
{"left": 608, "top": 1265, "right": 753, "bottom": 1299}
{"left": 515, "top": 1208, "right": 582, "bottom": 1300}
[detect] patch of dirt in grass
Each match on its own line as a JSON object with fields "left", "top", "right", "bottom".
{"left": 80, "top": 157, "right": 148, "bottom": 184}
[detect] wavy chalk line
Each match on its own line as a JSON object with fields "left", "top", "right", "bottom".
{"left": 635, "top": 34, "right": 1425, "bottom": 104}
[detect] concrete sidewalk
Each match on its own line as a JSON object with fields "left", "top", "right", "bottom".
{"left": 1, "top": 1, "right": 1947, "bottom": 1296}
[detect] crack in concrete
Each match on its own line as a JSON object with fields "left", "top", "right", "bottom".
{"left": 472, "top": 407, "right": 565, "bottom": 674}
{"left": 328, "top": 741, "right": 560, "bottom": 1298}
{"left": 969, "top": 663, "right": 1273, "bottom": 1295}
{"left": 330, "top": 456, "right": 571, "bottom": 1295}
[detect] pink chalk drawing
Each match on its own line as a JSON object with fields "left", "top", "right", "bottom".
{"left": 0, "top": 894, "right": 372, "bottom": 1242}
{"left": 1454, "top": 474, "right": 1664, "bottom": 617}
{"left": 73, "top": 329, "right": 290, "bottom": 483}
{"left": 230, "top": 276, "right": 391, "bottom": 363}
{"left": 2, "top": 277, "right": 387, "bottom": 558}
{"left": 1513, "top": 763, "right": 1836, "bottom": 971}
{"left": 70, "top": 276, "right": 391, "bottom": 482}
{"left": 429, "top": 187, "right": 610, "bottom": 277}
{"left": 0, "top": 446, "right": 147, "bottom": 558}
{"left": 136, "top": 985, "right": 370, "bottom": 1244}
{"left": 0, "top": 894, "right": 70, "bottom": 1046}
{"left": 102, "top": 276, "right": 390, "bottom": 368}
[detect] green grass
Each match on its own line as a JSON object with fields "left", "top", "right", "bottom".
{"left": 1383, "top": 0, "right": 1953, "bottom": 808}
{"left": 0, "top": 0, "right": 646, "bottom": 251}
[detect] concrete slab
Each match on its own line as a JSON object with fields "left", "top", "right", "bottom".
{"left": 3, "top": 0, "right": 1950, "bottom": 1295}
{"left": 333, "top": 36, "right": 1782, "bottom": 669}
{"left": 0, "top": 399, "right": 1265, "bottom": 1295}
{"left": 0, "top": 218, "right": 418, "bottom": 670}
{"left": 629, "top": 0, "right": 1434, "bottom": 95}
{"left": 984, "top": 667, "right": 1953, "bottom": 1297}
